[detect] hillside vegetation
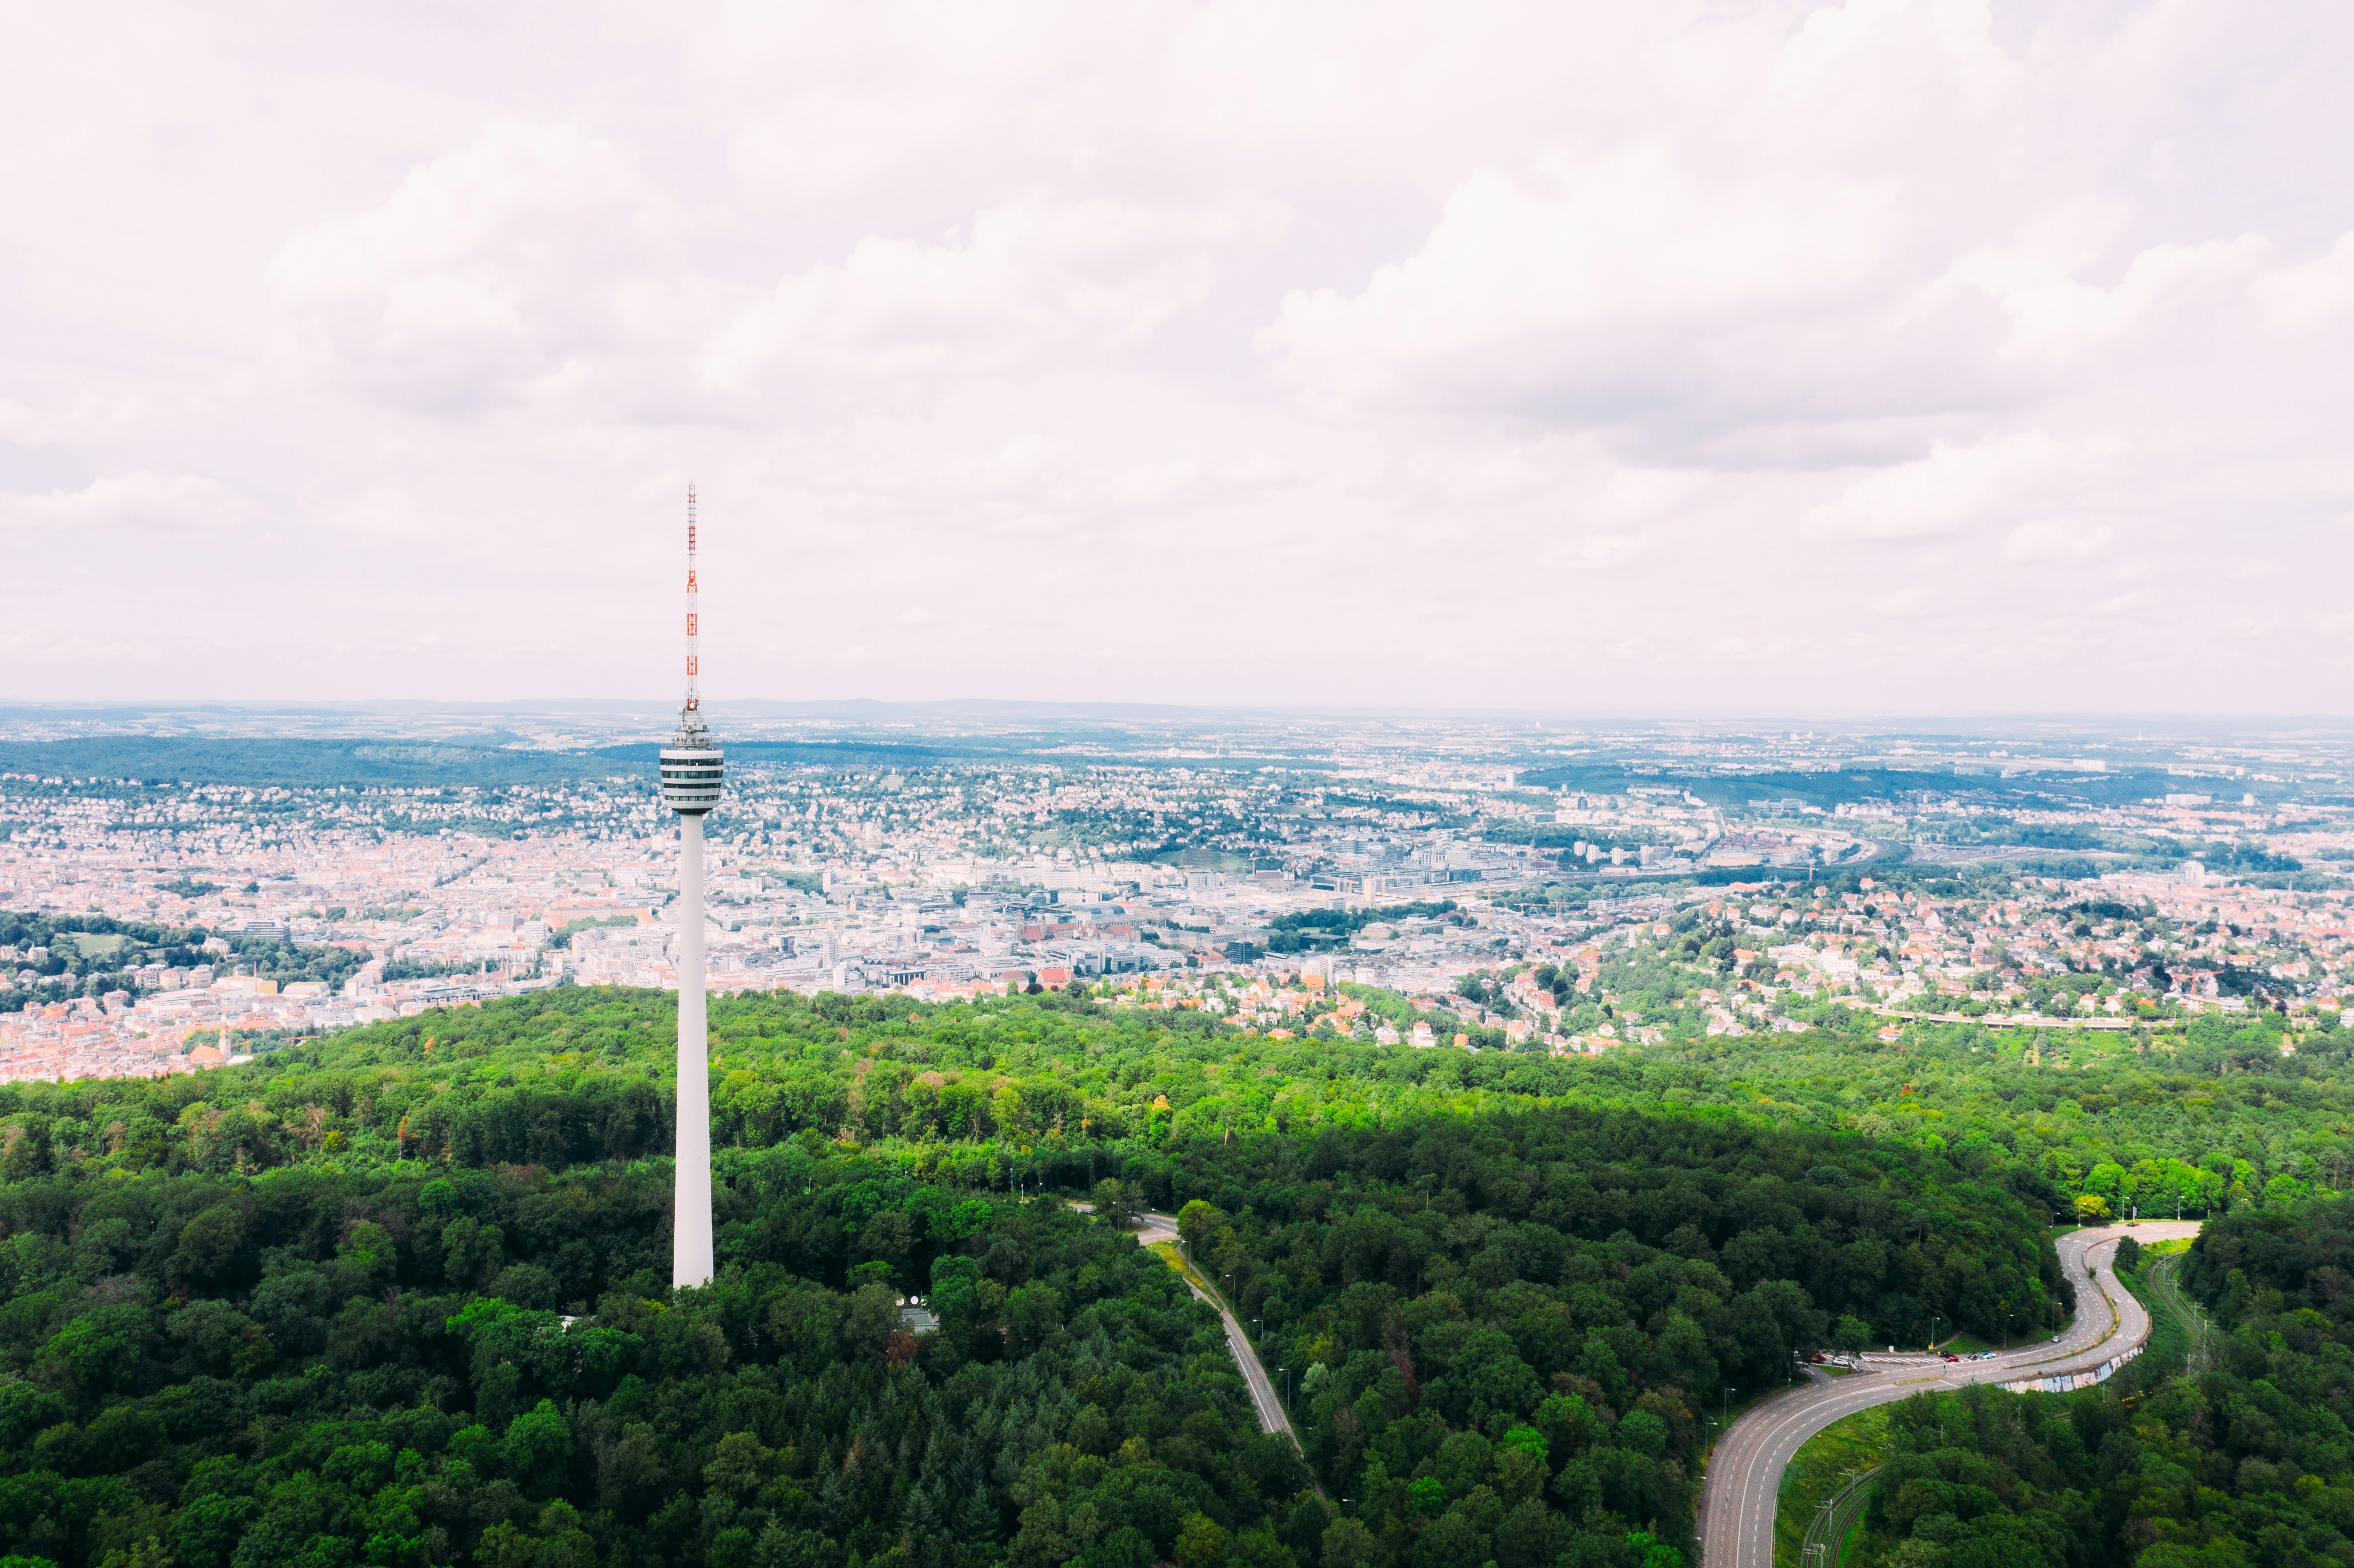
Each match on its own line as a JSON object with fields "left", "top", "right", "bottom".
{"left": 0, "top": 986, "right": 2346, "bottom": 1568}
{"left": 1835, "top": 1198, "right": 2354, "bottom": 1568}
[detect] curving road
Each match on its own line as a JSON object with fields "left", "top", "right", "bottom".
{"left": 1697, "top": 1221, "right": 2201, "bottom": 1568}
{"left": 1074, "top": 1202, "right": 1300, "bottom": 1442}
{"left": 1131, "top": 1210, "right": 1301, "bottom": 1441}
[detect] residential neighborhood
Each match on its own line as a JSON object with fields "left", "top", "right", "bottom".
{"left": 4, "top": 728, "right": 2350, "bottom": 1080}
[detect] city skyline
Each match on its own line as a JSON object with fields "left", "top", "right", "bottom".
{"left": 2, "top": 3, "right": 2350, "bottom": 714}
{"left": 4, "top": 708, "right": 2350, "bottom": 1088}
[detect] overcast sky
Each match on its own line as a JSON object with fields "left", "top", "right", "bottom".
{"left": 2, "top": 2, "right": 2348, "bottom": 715}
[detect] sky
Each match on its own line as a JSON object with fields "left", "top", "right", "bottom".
{"left": 1, "top": 1, "right": 2349, "bottom": 716}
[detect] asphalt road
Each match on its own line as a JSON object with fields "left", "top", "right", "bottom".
{"left": 1696, "top": 1221, "right": 2202, "bottom": 1568}
{"left": 1071, "top": 1202, "right": 1301, "bottom": 1441}
{"left": 1130, "top": 1210, "right": 1301, "bottom": 1441}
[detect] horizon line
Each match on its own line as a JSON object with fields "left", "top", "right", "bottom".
{"left": 1, "top": 698, "right": 2353, "bottom": 727}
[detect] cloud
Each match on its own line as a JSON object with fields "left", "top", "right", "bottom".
{"left": 1, "top": 471, "right": 250, "bottom": 535}
{"left": 1945, "top": 231, "right": 2270, "bottom": 359}
{"left": 1258, "top": 147, "right": 1893, "bottom": 423}
{"left": 0, "top": 0, "right": 2350, "bottom": 711}
{"left": 1574, "top": 533, "right": 1642, "bottom": 568}
{"left": 269, "top": 123, "right": 665, "bottom": 413}
{"left": 1772, "top": 0, "right": 2017, "bottom": 103}
{"left": 703, "top": 201, "right": 1229, "bottom": 387}
{"left": 1805, "top": 432, "right": 2063, "bottom": 543}
{"left": 2252, "top": 232, "right": 2354, "bottom": 328}
{"left": 0, "top": 440, "right": 94, "bottom": 495}
{"left": 2000, "top": 518, "right": 2115, "bottom": 564}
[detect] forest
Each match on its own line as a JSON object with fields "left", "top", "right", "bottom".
{"left": 0, "top": 983, "right": 2341, "bottom": 1216}
{"left": 1150, "top": 1107, "right": 2064, "bottom": 1557}
{"left": 0, "top": 984, "right": 2345, "bottom": 1568}
{"left": 0, "top": 1151, "right": 1310, "bottom": 1568}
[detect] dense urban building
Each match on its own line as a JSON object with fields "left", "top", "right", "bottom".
{"left": 1, "top": 713, "right": 2349, "bottom": 1081}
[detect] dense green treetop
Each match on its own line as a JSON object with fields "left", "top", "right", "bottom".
{"left": 0, "top": 982, "right": 2343, "bottom": 1223}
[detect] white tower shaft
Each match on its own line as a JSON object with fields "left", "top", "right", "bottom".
{"left": 660, "top": 483, "right": 722, "bottom": 1291}
{"left": 673, "top": 814, "right": 712, "bottom": 1287}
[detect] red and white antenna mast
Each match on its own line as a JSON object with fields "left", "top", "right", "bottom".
{"left": 684, "top": 484, "right": 700, "bottom": 714}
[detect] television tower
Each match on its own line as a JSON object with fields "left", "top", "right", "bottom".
{"left": 660, "top": 485, "right": 724, "bottom": 1288}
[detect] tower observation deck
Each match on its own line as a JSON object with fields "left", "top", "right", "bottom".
{"left": 660, "top": 720, "right": 725, "bottom": 811}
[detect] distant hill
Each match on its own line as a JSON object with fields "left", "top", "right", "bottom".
{"left": 0, "top": 736, "right": 608, "bottom": 787}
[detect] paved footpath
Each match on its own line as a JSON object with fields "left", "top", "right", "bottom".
{"left": 1697, "top": 1221, "right": 2202, "bottom": 1568}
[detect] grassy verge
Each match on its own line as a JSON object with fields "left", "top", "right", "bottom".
{"left": 2120, "top": 1241, "right": 2198, "bottom": 1372}
{"left": 1774, "top": 1405, "right": 1891, "bottom": 1568}
{"left": 1147, "top": 1240, "right": 1235, "bottom": 1317}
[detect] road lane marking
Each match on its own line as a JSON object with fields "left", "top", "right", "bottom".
{"left": 1699, "top": 1223, "right": 2195, "bottom": 1568}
